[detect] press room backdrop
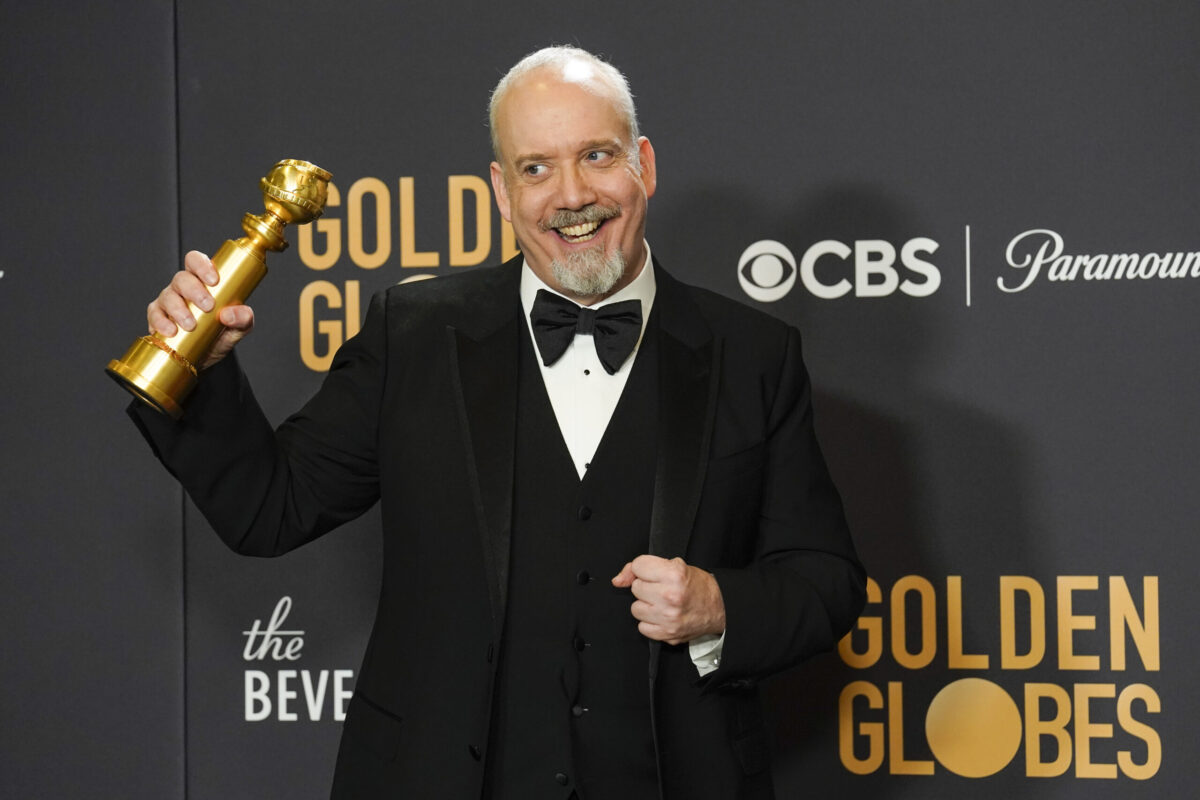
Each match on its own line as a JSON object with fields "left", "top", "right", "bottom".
{"left": 3, "top": 1, "right": 1196, "bottom": 797}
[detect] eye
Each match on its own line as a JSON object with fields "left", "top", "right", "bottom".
{"left": 585, "top": 150, "right": 613, "bottom": 165}
{"left": 523, "top": 163, "right": 546, "bottom": 177}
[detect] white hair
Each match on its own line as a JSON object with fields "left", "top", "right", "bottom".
{"left": 488, "top": 46, "right": 641, "bottom": 166}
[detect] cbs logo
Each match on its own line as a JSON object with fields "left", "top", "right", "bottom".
{"left": 738, "top": 238, "right": 942, "bottom": 301}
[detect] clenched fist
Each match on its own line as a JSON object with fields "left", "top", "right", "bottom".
{"left": 611, "top": 555, "right": 725, "bottom": 645}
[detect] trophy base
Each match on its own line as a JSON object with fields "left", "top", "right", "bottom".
{"left": 105, "top": 335, "right": 197, "bottom": 419}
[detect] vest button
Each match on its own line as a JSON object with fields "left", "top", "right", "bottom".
{"left": 577, "top": 505, "right": 592, "bottom": 521}
{"left": 572, "top": 635, "right": 587, "bottom": 651}
{"left": 572, "top": 704, "right": 588, "bottom": 717}
{"left": 576, "top": 570, "right": 591, "bottom": 585}
{"left": 555, "top": 771, "right": 570, "bottom": 785}
{"left": 468, "top": 744, "right": 481, "bottom": 761}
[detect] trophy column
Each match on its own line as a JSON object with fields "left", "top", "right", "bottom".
{"left": 106, "top": 159, "right": 331, "bottom": 418}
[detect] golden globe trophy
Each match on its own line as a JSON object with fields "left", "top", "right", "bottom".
{"left": 106, "top": 159, "right": 332, "bottom": 418}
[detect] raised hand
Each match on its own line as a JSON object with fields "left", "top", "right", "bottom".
{"left": 147, "top": 250, "right": 255, "bottom": 369}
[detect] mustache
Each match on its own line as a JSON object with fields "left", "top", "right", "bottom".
{"left": 540, "top": 204, "right": 622, "bottom": 232}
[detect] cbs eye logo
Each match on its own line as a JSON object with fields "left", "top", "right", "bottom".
{"left": 738, "top": 237, "right": 942, "bottom": 301}
{"left": 738, "top": 240, "right": 797, "bottom": 302}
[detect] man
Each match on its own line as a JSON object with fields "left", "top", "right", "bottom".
{"left": 135, "top": 46, "right": 865, "bottom": 799}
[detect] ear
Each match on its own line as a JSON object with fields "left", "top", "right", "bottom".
{"left": 636, "top": 137, "right": 657, "bottom": 200}
{"left": 490, "top": 161, "right": 512, "bottom": 222}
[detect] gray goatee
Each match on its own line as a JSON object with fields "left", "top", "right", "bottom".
{"left": 551, "top": 245, "right": 626, "bottom": 299}
{"left": 543, "top": 204, "right": 626, "bottom": 299}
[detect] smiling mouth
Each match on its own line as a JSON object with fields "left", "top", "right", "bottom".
{"left": 556, "top": 220, "right": 603, "bottom": 243}
{"left": 544, "top": 205, "right": 621, "bottom": 244}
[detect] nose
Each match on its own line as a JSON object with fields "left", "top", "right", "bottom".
{"left": 557, "top": 162, "right": 597, "bottom": 210}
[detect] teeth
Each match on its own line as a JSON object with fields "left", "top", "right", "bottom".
{"left": 557, "top": 220, "right": 601, "bottom": 240}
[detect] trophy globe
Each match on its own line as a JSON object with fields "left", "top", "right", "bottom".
{"left": 106, "top": 159, "right": 332, "bottom": 418}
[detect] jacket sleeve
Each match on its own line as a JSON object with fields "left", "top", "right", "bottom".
{"left": 704, "top": 325, "right": 866, "bottom": 686}
{"left": 127, "top": 291, "right": 389, "bottom": 557}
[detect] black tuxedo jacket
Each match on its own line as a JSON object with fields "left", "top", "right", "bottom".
{"left": 131, "top": 256, "right": 865, "bottom": 799}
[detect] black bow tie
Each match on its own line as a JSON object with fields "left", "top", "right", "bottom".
{"left": 530, "top": 289, "right": 643, "bottom": 375}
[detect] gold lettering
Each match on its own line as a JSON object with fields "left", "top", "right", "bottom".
{"left": 838, "top": 577, "right": 882, "bottom": 668}
{"left": 838, "top": 681, "right": 884, "bottom": 775}
{"left": 1109, "top": 576, "right": 1159, "bottom": 671}
{"left": 946, "top": 576, "right": 988, "bottom": 669}
{"left": 1000, "top": 576, "right": 1045, "bottom": 669}
{"left": 343, "top": 280, "right": 361, "bottom": 341}
{"left": 891, "top": 575, "right": 936, "bottom": 669}
{"left": 448, "top": 175, "right": 491, "bottom": 266}
{"left": 298, "top": 182, "right": 342, "bottom": 270}
{"left": 1117, "top": 683, "right": 1161, "bottom": 779}
{"left": 346, "top": 178, "right": 391, "bottom": 269}
{"left": 887, "top": 682, "right": 934, "bottom": 774}
{"left": 1057, "top": 576, "right": 1101, "bottom": 670}
{"left": 399, "top": 177, "right": 439, "bottom": 267}
{"left": 1073, "top": 683, "right": 1117, "bottom": 778}
{"left": 1024, "top": 683, "right": 1072, "bottom": 777}
{"left": 299, "top": 281, "right": 343, "bottom": 372}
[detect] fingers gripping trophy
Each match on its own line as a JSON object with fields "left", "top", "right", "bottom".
{"left": 106, "top": 159, "right": 331, "bottom": 418}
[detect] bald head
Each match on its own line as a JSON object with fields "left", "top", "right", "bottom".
{"left": 489, "top": 46, "right": 640, "bottom": 164}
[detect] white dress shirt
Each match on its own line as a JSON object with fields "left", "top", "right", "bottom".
{"left": 519, "top": 244, "right": 657, "bottom": 480}
{"left": 518, "top": 243, "right": 724, "bottom": 676}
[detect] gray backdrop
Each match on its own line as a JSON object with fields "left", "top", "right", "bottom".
{"left": 3, "top": 1, "right": 1195, "bottom": 797}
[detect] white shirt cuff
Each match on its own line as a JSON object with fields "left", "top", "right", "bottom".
{"left": 688, "top": 631, "right": 726, "bottom": 677}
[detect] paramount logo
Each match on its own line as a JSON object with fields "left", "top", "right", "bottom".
{"left": 998, "top": 229, "right": 1200, "bottom": 293}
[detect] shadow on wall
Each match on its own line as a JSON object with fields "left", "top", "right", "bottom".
{"left": 655, "top": 184, "right": 1036, "bottom": 796}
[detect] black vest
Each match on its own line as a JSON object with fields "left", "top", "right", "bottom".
{"left": 484, "top": 321, "right": 660, "bottom": 800}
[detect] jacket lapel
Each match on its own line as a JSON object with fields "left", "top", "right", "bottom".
{"left": 645, "top": 262, "right": 721, "bottom": 722}
{"left": 648, "top": 261, "right": 722, "bottom": 562}
{"left": 447, "top": 259, "right": 523, "bottom": 633}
